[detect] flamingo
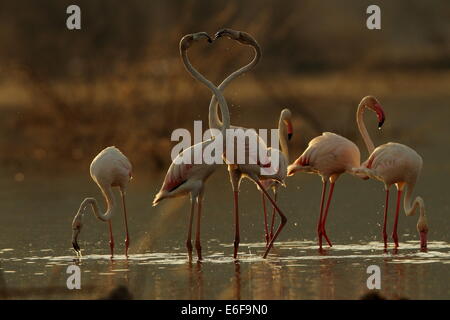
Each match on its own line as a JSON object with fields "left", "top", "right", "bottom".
{"left": 212, "top": 29, "right": 289, "bottom": 259}
{"left": 287, "top": 96, "right": 386, "bottom": 249}
{"left": 351, "top": 101, "right": 428, "bottom": 250}
{"left": 259, "top": 109, "right": 292, "bottom": 244}
{"left": 152, "top": 32, "right": 231, "bottom": 261}
{"left": 71, "top": 146, "right": 132, "bottom": 257}
{"left": 210, "top": 29, "right": 293, "bottom": 247}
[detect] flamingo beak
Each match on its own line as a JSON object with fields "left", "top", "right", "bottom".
{"left": 274, "top": 177, "right": 286, "bottom": 187}
{"left": 419, "top": 231, "right": 427, "bottom": 250}
{"left": 285, "top": 120, "right": 293, "bottom": 140}
{"left": 214, "top": 28, "right": 238, "bottom": 40}
{"left": 192, "top": 32, "right": 212, "bottom": 43}
{"left": 72, "top": 229, "right": 81, "bottom": 253}
{"left": 374, "top": 103, "right": 385, "bottom": 128}
{"left": 287, "top": 164, "right": 296, "bottom": 176}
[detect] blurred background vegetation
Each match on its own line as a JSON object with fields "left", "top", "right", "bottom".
{"left": 0, "top": 0, "right": 449, "bottom": 175}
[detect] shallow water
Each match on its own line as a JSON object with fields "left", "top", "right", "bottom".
{"left": 1, "top": 95, "right": 450, "bottom": 299}
{"left": 0, "top": 163, "right": 449, "bottom": 300}
{"left": 1, "top": 239, "right": 449, "bottom": 299}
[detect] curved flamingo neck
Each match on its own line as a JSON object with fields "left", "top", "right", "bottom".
{"left": 77, "top": 184, "right": 116, "bottom": 223}
{"left": 180, "top": 45, "right": 230, "bottom": 133}
{"left": 356, "top": 101, "right": 375, "bottom": 155}
{"left": 403, "top": 182, "right": 426, "bottom": 221}
{"left": 209, "top": 41, "right": 261, "bottom": 131}
{"left": 278, "top": 115, "right": 289, "bottom": 162}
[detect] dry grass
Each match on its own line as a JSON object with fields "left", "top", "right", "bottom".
{"left": 0, "top": 0, "right": 448, "bottom": 174}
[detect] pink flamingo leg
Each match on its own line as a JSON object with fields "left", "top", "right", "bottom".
{"left": 261, "top": 192, "right": 270, "bottom": 246}
{"left": 258, "top": 181, "right": 287, "bottom": 259}
{"left": 317, "top": 180, "right": 328, "bottom": 249}
{"left": 392, "top": 189, "right": 403, "bottom": 248}
{"left": 321, "top": 182, "right": 335, "bottom": 247}
{"left": 233, "top": 191, "right": 240, "bottom": 259}
{"left": 269, "top": 191, "right": 277, "bottom": 241}
{"left": 186, "top": 198, "right": 195, "bottom": 260}
{"left": 121, "top": 192, "right": 130, "bottom": 257}
{"left": 195, "top": 196, "right": 203, "bottom": 260}
{"left": 382, "top": 189, "right": 390, "bottom": 248}
{"left": 108, "top": 220, "right": 114, "bottom": 258}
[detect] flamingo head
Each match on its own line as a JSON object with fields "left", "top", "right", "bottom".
{"left": 281, "top": 108, "right": 293, "bottom": 140}
{"left": 71, "top": 221, "right": 82, "bottom": 253}
{"left": 180, "top": 32, "right": 212, "bottom": 50}
{"left": 417, "top": 215, "right": 428, "bottom": 251}
{"left": 287, "top": 163, "right": 299, "bottom": 176}
{"left": 214, "top": 28, "right": 257, "bottom": 46}
{"left": 71, "top": 206, "right": 86, "bottom": 254}
{"left": 362, "top": 96, "right": 385, "bottom": 128}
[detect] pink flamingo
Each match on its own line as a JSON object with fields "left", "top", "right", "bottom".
{"left": 352, "top": 103, "right": 428, "bottom": 250}
{"left": 287, "top": 96, "right": 385, "bottom": 249}
{"left": 153, "top": 32, "right": 231, "bottom": 261}
{"left": 210, "top": 29, "right": 293, "bottom": 248}
{"left": 259, "top": 109, "right": 292, "bottom": 245}
{"left": 71, "top": 146, "right": 132, "bottom": 257}
{"left": 212, "top": 29, "right": 289, "bottom": 258}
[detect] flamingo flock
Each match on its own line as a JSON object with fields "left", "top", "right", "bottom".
{"left": 71, "top": 29, "right": 428, "bottom": 260}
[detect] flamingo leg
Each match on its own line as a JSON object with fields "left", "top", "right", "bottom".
{"left": 121, "top": 191, "right": 130, "bottom": 257}
{"left": 392, "top": 189, "right": 403, "bottom": 248}
{"left": 321, "top": 182, "right": 335, "bottom": 247}
{"left": 195, "top": 195, "right": 203, "bottom": 261}
{"left": 317, "top": 180, "right": 328, "bottom": 249}
{"left": 382, "top": 189, "right": 390, "bottom": 248}
{"left": 186, "top": 197, "right": 195, "bottom": 260}
{"left": 233, "top": 191, "right": 240, "bottom": 259}
{"left": 257, "top": 181, "right": 287, "bottom": 259}
{"left": 269, "top": 190, "right": 278, "bottom": 241}
{"left": 108, "top": 220, "right": 114, "bottom": 258}
{"left": 261, "top": 192, "right": 269, "bottom": 246}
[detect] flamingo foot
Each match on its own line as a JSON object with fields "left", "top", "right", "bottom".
{"left": 233, "top": 239, "right": 240, "bottom": 259}
{"left": 382, "top": 232, "right": 388, "bottom": 248}
{"left": 322, "top": 229, "right": 333, "bottom": 247}
{"left": 392, "top": 232, "right": 399, "bottom": 248}
{"left": 195, "top": 241, "right": 202, "bottom": 261}
{"left": 265, "top": 234, "right": 270, "bottom": 247}
{"left": 109, "top": 240, "right": 115, "bottom": 258}
{"left": 318, "top": 232, "right": 323, "bottom": 250}
{"left": 186, "top": 240, "right": 193, "bottom": 260}
{"left": 125, "top": 238, "right": 130, "bottom": 257}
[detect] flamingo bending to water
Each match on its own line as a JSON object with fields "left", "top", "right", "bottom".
{"left": 352, "top": 101, "right": 428, "bottom": 249}
{"left": 71, "top": 146, "right": 132, "bottom": 257}
{"left": 287, "top": 96, "right": 385, "bottom": 249}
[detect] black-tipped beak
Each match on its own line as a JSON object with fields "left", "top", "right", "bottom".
{"left": 214, "top": 29, "right": 226, "bottom": 40}
{"left": 207, "top": 36, "right": 212, "bottom": 43}
{"left": 374, "top": 103, "right": 385, "bottom": 129}
{"left": 72, "top": 241, "right": 80, "bottom": 253}
{"left": 288, "top": 133, "right": 293, "bottom": 141}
